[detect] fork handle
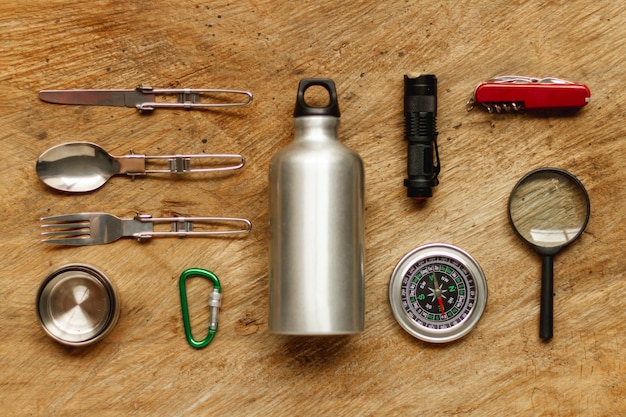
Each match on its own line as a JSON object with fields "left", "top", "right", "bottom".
{"left": 133, "top": 216, "right": 251, "bottom": 239}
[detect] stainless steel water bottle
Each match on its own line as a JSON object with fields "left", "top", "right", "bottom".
{"left": 269, "top": 78, "right": 365, "bottom": 335}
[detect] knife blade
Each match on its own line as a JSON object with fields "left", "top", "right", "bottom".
{"left": 39, "top": 89, "right": 151, "bottom": 108}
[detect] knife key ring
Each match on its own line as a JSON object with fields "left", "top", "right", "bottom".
{"left": 39, "top": 84, "right": 253, "bottom": 113}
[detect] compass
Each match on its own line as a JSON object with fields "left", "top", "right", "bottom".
{"left": 389, "top": 243, "right": 488, "bottom": 343}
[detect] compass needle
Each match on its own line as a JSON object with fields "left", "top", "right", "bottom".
{"left": 431, "top": 274, "right": 447, "bottom": 316}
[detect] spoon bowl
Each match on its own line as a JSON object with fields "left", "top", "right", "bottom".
{"left": 36, "top": 142, "right": 120, "bottom": 192}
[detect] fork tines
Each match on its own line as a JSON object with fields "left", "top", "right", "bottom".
{"left": 41, "top": 213, "right": 93, "bottom": 246}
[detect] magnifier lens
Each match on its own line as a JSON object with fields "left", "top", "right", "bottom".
{"left": 509, "top": 170, "right": 589, "bottom": 249}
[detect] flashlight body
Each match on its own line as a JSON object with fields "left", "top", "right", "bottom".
{"left": 403, "top": 74, "right": 440, "bottom": 200}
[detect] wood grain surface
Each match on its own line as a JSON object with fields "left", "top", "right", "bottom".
{"left": 1, "top": 1, "right": 625, "bottom": 416}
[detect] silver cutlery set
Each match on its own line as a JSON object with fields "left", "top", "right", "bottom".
{"left": 37, "top": 85, "right": 254, "bottom": 245}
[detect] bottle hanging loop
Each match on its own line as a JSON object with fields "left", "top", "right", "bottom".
{"left": 179, "top": 268, "right": 222, "bottom": 349}
{"left": 294, "top": 78, "right": 340, "bottom": 117}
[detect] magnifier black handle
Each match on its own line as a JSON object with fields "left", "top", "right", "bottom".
{"left": 540, "top": 255, "right": 554, "bottom": 340}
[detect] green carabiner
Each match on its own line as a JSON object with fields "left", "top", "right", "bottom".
{"left": 179, "top": 268, "right": 221, "bottom": 349}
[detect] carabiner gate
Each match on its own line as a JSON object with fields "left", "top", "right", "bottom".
{"left": 179, "top": 268, "right": 221, "bottom": 349}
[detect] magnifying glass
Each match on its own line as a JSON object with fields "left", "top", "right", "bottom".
{"left": 508, "top": 168, "right": 590, "bottom": 340}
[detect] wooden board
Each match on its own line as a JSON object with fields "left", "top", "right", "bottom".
{"left": 1, "top": 1, "right": 625, "bottom": 415}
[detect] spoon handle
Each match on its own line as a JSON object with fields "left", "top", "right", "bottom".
{"left": 115, "top": 155, "right": 146, "bottom": 175}
{"left": 116, "top": 153, "right": 245, "bottom": 176}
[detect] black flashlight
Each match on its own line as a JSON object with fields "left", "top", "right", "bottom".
{"left": 403, "top": 74, "right": 440, "bottom": 201}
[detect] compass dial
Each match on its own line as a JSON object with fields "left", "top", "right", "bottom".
{"left": 389, "top": 243, "right": 487, "bottom": 343}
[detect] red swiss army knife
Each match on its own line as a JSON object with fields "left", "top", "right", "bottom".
{"left": 467, "top": 76, "right": 591, "bottom": 113}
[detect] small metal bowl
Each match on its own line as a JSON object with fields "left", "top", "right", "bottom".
{"left": 36, "top": 264, "right": 120, "bottom": 346}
